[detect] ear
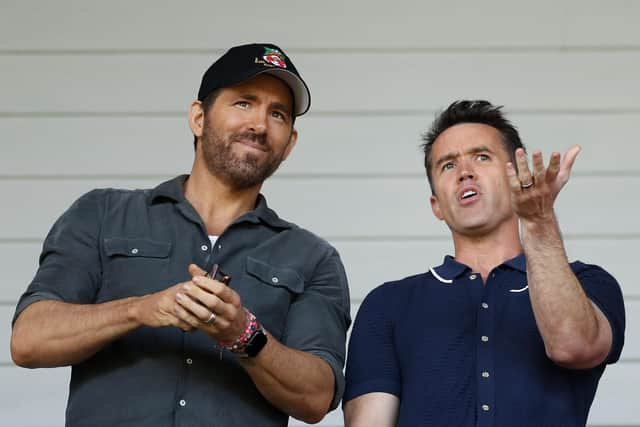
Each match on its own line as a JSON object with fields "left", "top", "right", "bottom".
{"left": 281, "top": 128, "right": 298, "bottom": 161}
{"left": 188, "top": 101, "right": 205, "bottom": 139}
{"left": 430, "top": 194, "right": 445, "bottom": 221}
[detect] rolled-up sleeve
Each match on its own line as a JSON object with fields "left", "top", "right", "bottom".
{"left": 12, "top": 190, "right": 104, "bottom": 325}
{"left": 280, "top": 247, "right": 351, "bottom": 410}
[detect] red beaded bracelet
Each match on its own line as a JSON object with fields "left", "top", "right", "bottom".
{"left": 218, "top": 308, "right": 261, "bottom": 353}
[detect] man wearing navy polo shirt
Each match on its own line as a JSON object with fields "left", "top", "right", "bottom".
{"left": 343, "top": 100, "right": 625, "bottom": 427}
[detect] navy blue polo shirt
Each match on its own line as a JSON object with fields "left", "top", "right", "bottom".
{"left": 344, "top": 255, "right": 625, "bottom": 427}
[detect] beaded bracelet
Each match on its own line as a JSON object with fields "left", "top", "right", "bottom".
{"left": 218, "top": 308, "right": 261, "bottom": 353}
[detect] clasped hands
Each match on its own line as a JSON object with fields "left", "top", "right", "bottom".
{"left": 135, "top": 264, "right": 247, "bottom": 343}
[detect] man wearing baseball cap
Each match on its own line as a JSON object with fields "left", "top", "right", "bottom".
{"left": 11, "top": 43, "right": 351, "bottom": 427}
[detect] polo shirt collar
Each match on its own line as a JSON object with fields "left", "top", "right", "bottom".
{"left": 503, "top": 253, "right": 527, "bottom": 272}
{"left": 430, "top": 255, "right": 469, "bottom": 283}
{"left": 430, "top": 253, "right": 527, "bottom": 283}
{"left": 149, "top": 175, "right": 292, "bottom": 230}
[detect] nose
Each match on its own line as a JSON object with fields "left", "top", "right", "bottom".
{"left": 458, "top": 160, "right": 475, "bottom": 182}
{"left": 248, "top": 108, "right": 268, "bottom": 134}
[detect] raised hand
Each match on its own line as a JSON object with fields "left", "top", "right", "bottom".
{"left": 506, "top": 145, "right": 581, "bottom": 222}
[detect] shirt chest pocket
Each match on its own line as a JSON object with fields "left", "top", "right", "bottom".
{"left": 101, "top": 237, "right": 172, "bottom": 300}
{"left": 241, "top": 256, "right": 305, "bottom": 339}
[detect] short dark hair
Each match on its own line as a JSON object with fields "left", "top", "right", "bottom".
{"left": 421, "top": 100, "right": 525, "bottom": 193}
{"left": 193, "top": 89, "right": 222, "bottom": 150}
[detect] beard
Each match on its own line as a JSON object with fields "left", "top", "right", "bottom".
{"left": 200, "top": 121, "right": 290, "bottom": 190}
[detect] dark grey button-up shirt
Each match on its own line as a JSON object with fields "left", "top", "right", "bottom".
{"left": 13, "top": 175, "right": 351, "bottom": 427}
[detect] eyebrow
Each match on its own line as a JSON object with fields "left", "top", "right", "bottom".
{"left": 434, "top": 145, "right": 495, "bottom": 168}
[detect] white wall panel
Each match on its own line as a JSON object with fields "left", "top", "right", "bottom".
{"left": 0, "top": 176, "right": 637, "bottom": 239}
{"left": 2, "top": 52, "right": 640, "bottom": 113}
{"left": 1, "top": 113, "right": 638, "bottom": 176}
{"left": 0, "top": 366, "right": 69, "bottom": 427}
{"left": 588, "top": 362, "right": 640, "bottom": 426}
{"left": 4, "top": 1, "right": 639, "bottom": 51}
{"left": 0, "top": 242, "right": 41, "bottom": 302}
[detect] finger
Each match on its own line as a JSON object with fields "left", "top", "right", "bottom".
{"left": 175, "top": 320, "right": 195, "bottom": 332}
{"left": 561, "top": 144, "right": 581, "bottom": 175}
{"left": 546, "top": 152, "right": 561, "bottom": 181}
{"left": 531, "top": 150, "right": 545, "bottom": 178}
{"left": 176, "top": 290, "right": 215, "bottom": 322}
{"left": 505, "top": 162, "right": 522, "bottom": 193}
{"left": 173, "top": 302, "right": 202, "bottom": 329}
{"left": 515, "top": 148, "right": 533, "bottom": 185}
{"left": 191, "top": 275, "right": 241, "bottom": 307}
{"left": 179, "top": 281, "right": 238, "bottom": 324}
{"left": 188, "top": 263, "right": 208, "bottom": 277}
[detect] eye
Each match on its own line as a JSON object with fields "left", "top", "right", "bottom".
{"left": 476, "top": 154, "right": 490, "bottom": 161}
{"left": 271, "top": 110, "right": 287, "bottom": 121}
{"left": 235, "top": 101, "right": 249, "bottom": 109}
{"left": 442, "top": 162, "right": 455, "bottom": 171}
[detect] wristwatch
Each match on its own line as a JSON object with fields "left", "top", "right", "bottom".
{"left": 219, "top": 309, "right": 268, "bottom": 358}
{"left": 243, "top": 326, "right": 268, "bottom": 358}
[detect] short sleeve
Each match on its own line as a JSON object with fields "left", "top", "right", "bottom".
{"left": 280, "top": 247, "right": 351, "bottom": 410}
{"left": 573, "top": 262, "right": 626, "bottom": 364}
{"left": 343, "top": 284, "right": 402, "bottom": 403}
{"left": 12, "top": 190, "right": 104, "bottom": 325}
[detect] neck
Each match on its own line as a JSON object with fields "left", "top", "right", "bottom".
{"left": 451, "top": 219, "right": 522, "bottom": 281}
{"left": 185, "top": 160, "right": 261, "bottom": 236}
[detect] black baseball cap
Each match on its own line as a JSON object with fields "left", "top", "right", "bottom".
{"left": 197, "top": 43, "right": 311, "bottom": 116}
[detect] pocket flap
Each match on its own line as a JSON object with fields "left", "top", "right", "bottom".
{"left": 104, "top": 237, "right": 171, "bottom": 259}
{"left": 245, "top": 256, "right": 304, "bottom": 294}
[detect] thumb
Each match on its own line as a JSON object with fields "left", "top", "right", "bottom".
{"left": 188, "top": 263, "right": 208, "bottom": 278}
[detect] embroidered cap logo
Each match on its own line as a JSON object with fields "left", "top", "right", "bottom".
{"left": 263, "top": 48, "right": 287, "bottom": 68}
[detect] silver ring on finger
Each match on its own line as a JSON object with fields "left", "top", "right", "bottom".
{"left": 204, "top": 311, "right": 216, "bottom": 325}
{"left": 520, "top": 181, "right": 534, "bottom": 189}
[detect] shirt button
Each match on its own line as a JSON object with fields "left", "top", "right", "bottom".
{"left": 201, "top": 244, "right": 208, "bottom": 251}
{"left": 482, "top": 404, "right": 490, "bottom": 411}
{"left": 481, "top": 335, "right": 489, "bottom": 342}
{"left": 481, "top": 302, "right": 489, "bottom": 309}
{"left": 481, "top": 371, "right": 490, "bottom": 378}
{"left": 179, "top": 399, "right": 186, "bottom": 407}
{"left": 131, "top": 248, "right": 139, "bottom": 254}
{"left": 271, "top": 277, "right": 279, "bottom": 284}
{"left": 186, "top": 358, "right": 193, "bottom": 365}
{"left": 218, "top": 244, "right": 222, "bottom": 250}
{"left": 469, "top": 274, "right": 477, "bottom": 280}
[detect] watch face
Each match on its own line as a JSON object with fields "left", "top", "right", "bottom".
{"left": 246, "top": 330, "right": 268, "bottom": 358}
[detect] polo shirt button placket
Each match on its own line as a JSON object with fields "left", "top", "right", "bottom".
{"left": 477, "top": 273, "right": 494, "bottom": 425}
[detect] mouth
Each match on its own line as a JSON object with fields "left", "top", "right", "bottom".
{"left": 457, "top": 186, "right": 480, "bottom": 204}
{"left": 461, "top": 190, "right": 477, "bottom": 199}
{"left": 234, "top": 138, "right": 268, "bottom": 153}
